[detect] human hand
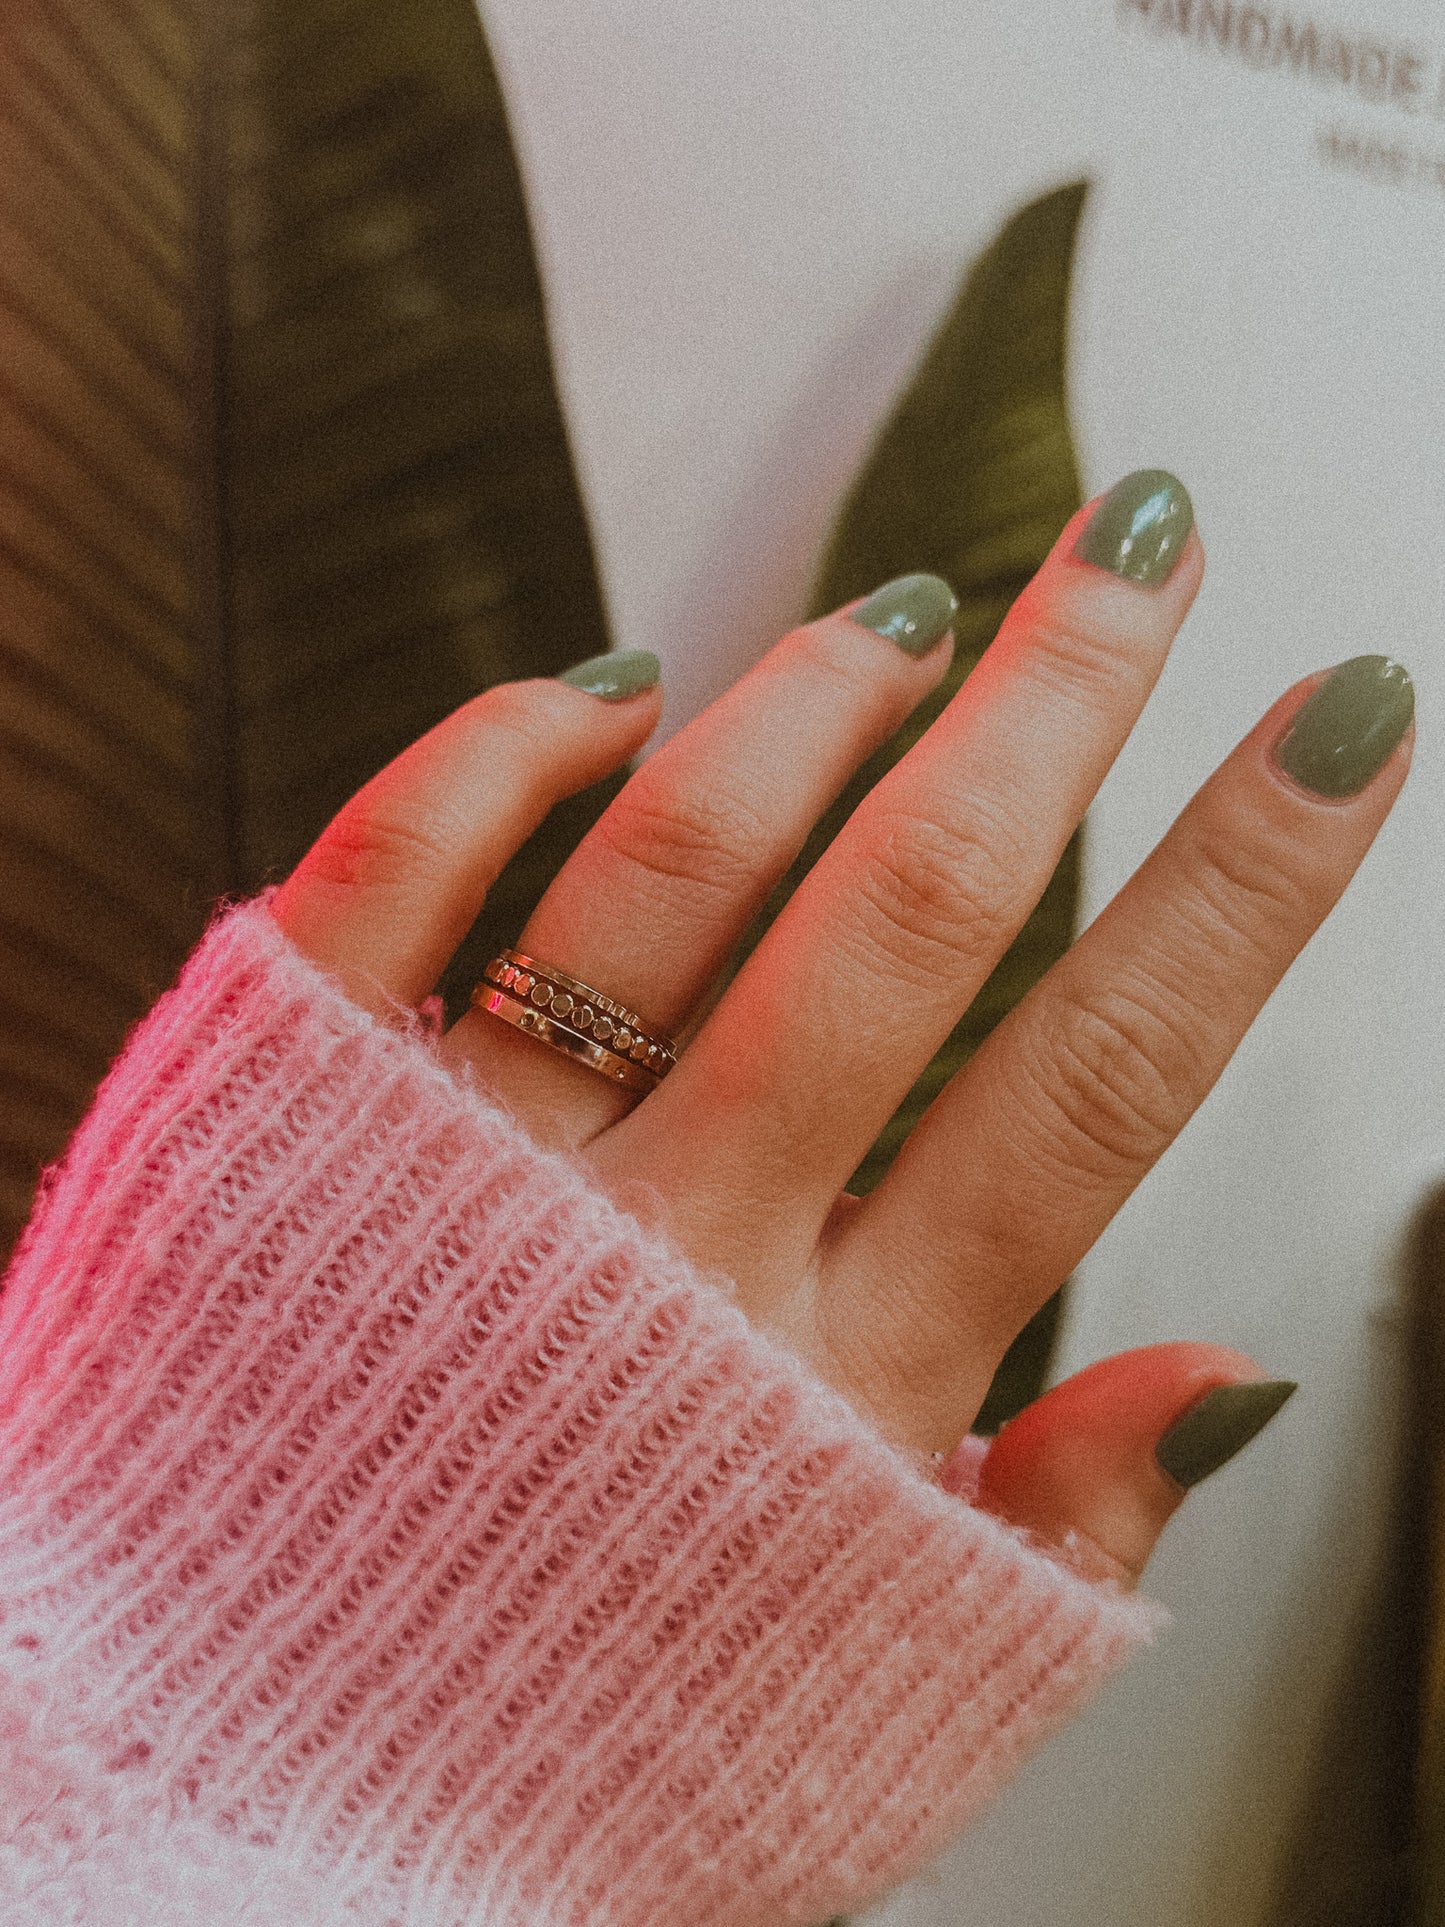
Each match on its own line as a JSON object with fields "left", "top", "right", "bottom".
{"left": 271, "top": 469, "right": 1413, "bottom": 1591}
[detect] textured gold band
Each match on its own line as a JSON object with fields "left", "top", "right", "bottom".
{"left": 472, "top": 950, "right": 677, "bottom": 1093}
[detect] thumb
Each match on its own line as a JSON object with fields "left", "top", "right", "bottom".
{"left": 967, "top": 1343, "right": 1297, "bottom": 1588}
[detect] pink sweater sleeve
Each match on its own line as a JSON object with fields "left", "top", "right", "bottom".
{"left": 0, "top": 901, "right": 1161, "bottom": 1926}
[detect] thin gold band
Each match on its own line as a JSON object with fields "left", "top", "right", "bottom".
{"left": 472, "top": 950, "right": 677, "bottom": 1093}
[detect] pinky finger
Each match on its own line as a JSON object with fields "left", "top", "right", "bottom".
{"left": 963, "top": 1344, "right": 1297, "bottom": 1587}
{"left": 270, "top": 659, "right": 662, "bottom": 1019}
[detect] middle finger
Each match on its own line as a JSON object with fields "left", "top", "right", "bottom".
{"left": 614, "top": 471, "right": 1201, "bottom": 1278}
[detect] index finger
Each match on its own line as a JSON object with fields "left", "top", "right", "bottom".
{"left": 826, "top": 656, "right": 1412, "bottom": 1449}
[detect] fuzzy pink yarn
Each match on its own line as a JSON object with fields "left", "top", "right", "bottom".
{"left": 0, "top": 901, "right": 1161, "bottom": 1925}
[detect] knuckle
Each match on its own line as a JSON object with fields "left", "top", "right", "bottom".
{"left": 785, "top": 617, "right": 886, "bottom": 693}
{"left": 293, "top": 678, "right": 581, "bottom": 905}
{"left": 596, "top": 773, "right": 773, "bottom": 914}
{"left": 468, "top": 678, "right": 559, "bottom": 758}
{"left": 305, "top": 799, "right": 461, "bottom": 896}
{"left": 1033, "top": 980, "right": 1199, "bottom": 1178}
{"left": 1014, "top": 590, "right": 1156, "bottom": 704}
{"left": 1185, "top": 826, "right": 1318, "bottom": 964}
{"left": 1018, "top": 823, "right": 1323, "bottom": 1188}
{"left": 848, "top": 807, "right": 1024, "bottom": 984}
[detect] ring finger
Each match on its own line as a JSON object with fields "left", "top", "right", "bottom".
{"left": 441, "top": 576, "right": 959, "bottom": 1135}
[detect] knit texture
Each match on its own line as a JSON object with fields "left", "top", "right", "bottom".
{"left": 0, "top": 902, "right": 1161, "bottom": 1926}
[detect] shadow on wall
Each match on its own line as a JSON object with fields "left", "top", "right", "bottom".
{"left": 1267, "top": 1177, "right": 1445, "bottom": 1926}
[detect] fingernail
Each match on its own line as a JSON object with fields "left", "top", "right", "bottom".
{"left": 1273, "top": 655, "right": 1415, "bottom": 799}
{"left": 1156, "top": 1380, "right": 1297, "bottom": 1490}
{"left": 1073, "top": 468, "right": 1194, "bottom": 585}
{"left": 848, "top": 573, "right": 958, "bottom": 658}
{"left": 556, "top": 648, "right": 661, "bottom": 701}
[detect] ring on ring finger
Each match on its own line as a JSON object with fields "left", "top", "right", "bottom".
{"left": 474, "top": 950, "right": 678, "bottom": 1092}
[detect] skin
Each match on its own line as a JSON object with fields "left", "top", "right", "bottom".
{"left": 270, "top": 492, "right": 1412, "bottom": 1591}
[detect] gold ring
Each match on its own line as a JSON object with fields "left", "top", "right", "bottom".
{"left": 472, "top": 951, "right": 677, "bottom": 1093}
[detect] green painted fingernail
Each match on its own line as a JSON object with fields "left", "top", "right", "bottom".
{"left": 1074, "top": 468, "right": 1194, "bottom": 585}
{"left": 1274, "top": 655, "right": 1415, "bottom": 798}
{"left": 1156, "top": 1380, "right": 1297, "bottom": 1490}
{"left": 849, "top": 573, "right": 958, "bottom": 658}
{"left": 556, "top": 648, "right": 661, "bottom": 701}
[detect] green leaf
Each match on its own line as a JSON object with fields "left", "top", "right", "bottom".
{"left": 742, "top": 181, "right": 1092, "bottom": 1428}
{"left": 223, "top": 0, "right": 620, "bottom": 1019}
{"left": 0, "top": 0, "right": 206, "bottom": 1246}
{"left": 0, "top": 0, "right": 617, "bottom": 1252}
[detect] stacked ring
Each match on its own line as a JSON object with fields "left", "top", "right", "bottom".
{"left": 472, "top": 950, "right": 678, "bottom": 1093}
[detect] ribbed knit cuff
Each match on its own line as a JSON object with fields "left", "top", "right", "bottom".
{"left": 0, "top": 901, "right": 1161, "bottom": 1927}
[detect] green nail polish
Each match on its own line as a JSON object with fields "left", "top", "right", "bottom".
{"left": 1074, "top": 468, "right": 1194, "bottom": 585}
{"left": 1274, "top": 655, "right": 1415, "bottom": 799}
{"left": 1156, "top": 1380, "right": 1297, "bottom": 1490}
{"left": 849, "top": 573, "right": 958, "bottom": 658}
{"left": 556, "top": 648, "right": 661, "bottom": 701}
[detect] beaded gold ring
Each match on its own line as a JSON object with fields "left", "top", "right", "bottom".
{"left": 472, "top": 951, "right": 677, "bottom": 1094}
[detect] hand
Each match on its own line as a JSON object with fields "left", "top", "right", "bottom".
{"left": 270, "top": 470, "right": 1413, "bottom": 1590}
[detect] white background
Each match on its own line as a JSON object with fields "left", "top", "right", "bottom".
{"left": 479, "top": 3, "right": 1445, "bottom": 1920}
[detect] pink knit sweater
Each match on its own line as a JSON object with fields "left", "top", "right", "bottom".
{"left": 0, "top": 901, "right": 1160, "bottom": 1925}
